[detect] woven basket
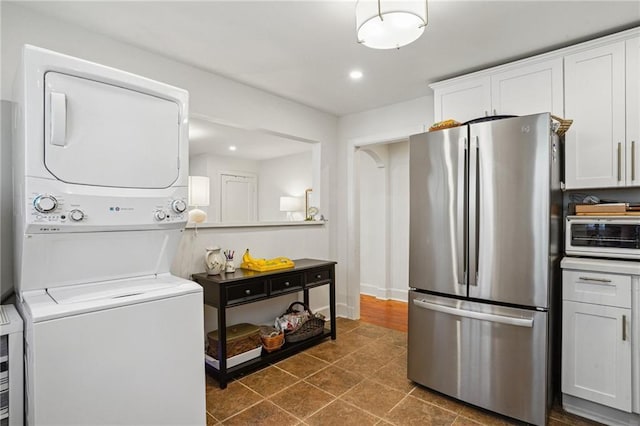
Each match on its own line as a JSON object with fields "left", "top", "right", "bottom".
{"left": 551, "top": 114, "right": 573, "bottom": 137}
{"left": 281, "top": 302, "right": 325, "bottom": 343}
{"left": 207, "top": 323, "right": 261, "bottom": 360}
{"left": 260, "top": 326, "right": 285, "bottom": 353}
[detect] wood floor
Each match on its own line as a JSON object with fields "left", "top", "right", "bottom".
{"left": 359, "top": 294, "right": 408, "bottom": 332}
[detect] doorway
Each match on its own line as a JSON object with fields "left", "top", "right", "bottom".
{"left": 219, "top": 171, "right": 257, "bottom": 222}
{"left": 357, "top": 140, "right": 410, "bottom": 303}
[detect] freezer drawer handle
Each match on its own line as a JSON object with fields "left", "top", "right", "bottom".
{"left": 50, "top": 92, "right": 67, "bottom": 147}
{"left": 413, "top": 299, "right": 534, "bottom": 328}
{"left": 622, "top": 314, "right": 627, "bottom": 341}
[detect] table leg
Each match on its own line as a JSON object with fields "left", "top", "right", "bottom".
{"left": 217, "top": 305, "right": 227, "bottom": 389}
{"left": 330, "top": 272, "right": 336, "bottom": 340}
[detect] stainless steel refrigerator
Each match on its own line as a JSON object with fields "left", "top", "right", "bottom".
{"left": 408, "top": 113, "right": 562, "bottom": 425}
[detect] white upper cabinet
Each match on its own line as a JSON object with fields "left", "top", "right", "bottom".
{"left": 564, "top": 41, "right": 626, "bottom": 189}
{"left": 490, "top": 58, "right": 563, "bottom": 117}
{"left": 626, "top": 36, "right": 640, "bottom": 186}
{"left": 432, "top": 58, "right": 563, "bottom": 124}
{"left": 433, "top": 76, "right": 491, "bottom": 123}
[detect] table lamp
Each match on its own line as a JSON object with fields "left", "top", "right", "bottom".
{"left": 188, "top": 176, "right": 210, "bottom": 224}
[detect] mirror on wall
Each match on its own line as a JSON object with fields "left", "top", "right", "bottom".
{"left": 188, "top": 115, "right": 320, "bottom": 225}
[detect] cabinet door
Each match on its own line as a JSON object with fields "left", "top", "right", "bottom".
{"left": 564, "top": 42, "right": 626, "bottom": 189}
{"left": 433, "top": 76, "right": 491, "bottom": 123}
{"left": 627, "top": 36, "right": 640, "bottom": 186}
{"left": 490, "top": 58, "right": 563, "bottom": 116}
{"left": 562, "top": 301, "right": 631, "bottom": 411}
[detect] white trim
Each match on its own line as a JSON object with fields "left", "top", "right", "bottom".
{"left": 562, "top": 394, "right": 640, "bottom": 426}
{"left": 346, "top": 126, "right": 420, "bottom": 320}
{"left": 430, "top": 26, "right": 640, "bottom": 91}
{"left": 360, "top": 284, "right": 408, "bottom": 303}
{"left": 185, "top": 220, "right": 325, "bottom": 229}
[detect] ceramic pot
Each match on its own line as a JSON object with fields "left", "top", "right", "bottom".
{"left": 205, "top": 247, "right": 225, "bottom": 275}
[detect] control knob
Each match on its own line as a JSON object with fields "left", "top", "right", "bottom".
{"left": 34, "top": 194, "right": 58, "bottom": 213}
{"left": 154, "top": 210, "right": 167, "bottom": 221}
{"left": 69, "top": 209, "right": 85, "bottom": 222}
{"left": 171, "top": 199, "right": 187, "bottom": 214}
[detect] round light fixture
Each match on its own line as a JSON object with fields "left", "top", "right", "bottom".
{"left": 356, "top": 0, "right": 428, "bottom": 50}
{"left": 228, "top": 145, "right": 237, "bottom": 151}
{"left": 349, "top": 70, "right": 363, "bottom": 80}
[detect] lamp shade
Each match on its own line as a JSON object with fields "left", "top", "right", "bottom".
{"left": 356, "top": 0, "right": 427, "bottom": 49}
{"left": 279, "top": 196, "right": 304, "bottom": 212}
{"left": 188, "top": 176, "right": 210, "bottom": 207}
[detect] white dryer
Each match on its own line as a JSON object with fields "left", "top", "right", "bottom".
{"left": 13, "top": 46, "right": 205, "bottom": 425}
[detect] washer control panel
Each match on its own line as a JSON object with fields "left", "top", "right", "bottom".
{"left": 26, "top": 191, "right": 188, "bottom": 232}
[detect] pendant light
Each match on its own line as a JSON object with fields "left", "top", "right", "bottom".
{"left": 356, "top": 0, "right": 428, "bottom": 49}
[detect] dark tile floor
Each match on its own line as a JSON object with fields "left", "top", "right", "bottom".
{"left": 205, "top": 318, "right": 601, "bottom": 425}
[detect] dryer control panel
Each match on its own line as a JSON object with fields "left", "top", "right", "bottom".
{"left": 25, "top": 183, "right": 188, "bottom": 233}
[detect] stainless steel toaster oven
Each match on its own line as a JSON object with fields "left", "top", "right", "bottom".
{"left": 566, "top": 216, "right": 640, "bottom": 259}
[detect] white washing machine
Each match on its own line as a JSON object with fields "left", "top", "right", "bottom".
{"left": 13, "top": 46, "right": 205, "bottom": 425}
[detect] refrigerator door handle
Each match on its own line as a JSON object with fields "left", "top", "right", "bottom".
{"left": 457, "top": 137, "right": 467, "bottom": 285}
{"left": 413, "top": 299, "right": 534, "bottom": 328}
{"left": 468, "top": 136, "right": 479, "bottom": 287}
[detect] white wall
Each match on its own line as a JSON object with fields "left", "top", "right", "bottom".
{"left": 387, "top": 141, "right": 409, "bottom": 300}
{"left": 1, "top": 4, "right": 340, "bottom": 328}
{"left": 358, "top": 141, "right": 409, "bottom": 302}
{"left": 337, "top": 95, "right": 433, "bottom": 316}
{"left": 258, "top": 151, "right": 312, "bottom": 222}
{"left": 359, "top": 146, "right": 388, "bottom": 297}
{"left": 0, "top": 101, "right": 13, "bottom": 302}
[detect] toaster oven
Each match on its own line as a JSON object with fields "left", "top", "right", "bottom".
{"left": 566, "top": 216, "right": 640, "bottom": 259}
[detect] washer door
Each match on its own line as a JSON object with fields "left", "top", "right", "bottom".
{"left": 44, "top": 71, "right": 180, "bottom": 188}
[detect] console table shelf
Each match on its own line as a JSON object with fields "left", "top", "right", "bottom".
{"left": 192, "top": 258, "right": 337, "bottom": 388}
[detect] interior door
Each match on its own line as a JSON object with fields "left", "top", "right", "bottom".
{"left": 469, "top": 114, "right": 551, "bottom": 308}
{"left": 409, "top": 127, "right": 467, "bottom": 296}
{"left": 220, "top": 173, "right": 257, "bottom": 222}
{"left": 44, "top": 72, "right": 180, "bottom": 188}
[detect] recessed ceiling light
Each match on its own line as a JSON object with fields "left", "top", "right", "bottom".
{"left": 349, "top": 70, "right": 363, "bottom": 80}
{"left": 229, "top": 145, "right": 237, "bottom": 151}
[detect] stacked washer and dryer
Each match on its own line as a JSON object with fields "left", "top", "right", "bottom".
{"left": 12, "top": 45, "right": 205, "bottom": 425}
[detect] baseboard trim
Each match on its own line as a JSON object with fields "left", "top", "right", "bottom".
{"left": 360, "top": 284, "right": 408, "bottom": 302}
{"left": 562, "top": 394, "right": 640, "bottom": 426}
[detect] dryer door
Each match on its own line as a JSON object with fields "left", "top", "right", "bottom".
{"left": 44, "top": 72, "right": 180, "bottom": 188}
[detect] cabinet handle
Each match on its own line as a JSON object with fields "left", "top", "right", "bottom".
{"left": 245, "top": 289, "right": 251, "bottom": 295}
{"left": 632, "top": 141, "right": 636, "bottom": 181}
{"left": 484, "top": 110, "right": 489, "bottom": 117}
{"left": 284, "top": 281, "right": 290, "bottom": 287}
{"left": 493, "top": 109, "right": 497, "bottom": 115}
{"left": 316, "top": 274, "right": 322, "bottom": 279}
{"left": 622, "top": 314, "right": 627, "bottom": 341}
{"left": 578, "top": 276, "right": 612, "bottom": 283}
{"left": 618, "top": 143, "right": 622, "bottom": 182}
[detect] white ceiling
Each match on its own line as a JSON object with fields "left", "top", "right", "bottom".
{"left": 14, "top": 1, "right": 640, "bottom": 116}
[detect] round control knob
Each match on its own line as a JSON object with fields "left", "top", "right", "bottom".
{"left": 171, "top": 199, "right": 187, "bottom": 214}
{"left": 154, "top": 210, "right": 167, "bottom": 221}
{"left": 69, "top": 209, "right": 85, "bottom": 222}
{"left": 34, "top": 194, "right": 58, "bottom": 213}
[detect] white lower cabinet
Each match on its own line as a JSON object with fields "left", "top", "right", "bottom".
{"left": 562, "top": 300, "right": 632, "bottom": 412}
{"left": 561, "top": 257, "right": 640, "bottom": 424}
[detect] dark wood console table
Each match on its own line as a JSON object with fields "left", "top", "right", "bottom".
{"left": 192, "top": 258, "right": 337, "bottom": 388}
